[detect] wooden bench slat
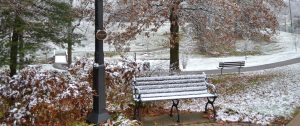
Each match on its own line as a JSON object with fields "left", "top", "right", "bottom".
{"left": 138, "top": 90, "right": 208, "bottom": 98}
{"left": 135, "top": 79, "right": 206, "bottom": 86}
{"left": 220, "top": 61, "right": 244, "bottom": 63}
{"left": 220, "top": 65, "right": 243, "bottom": 67}
{"left": 137, "top": 86, "right": 207, "bottom": 94}
{"left": 220, "top": 63, "right": 243, "bottom": 65}
{"left": 219, "top": 64, "right": 244, "bottom": 66}
{"left": 138, "top": 94, "right": 216, "bottom": 101}
{"left": 219, "top": 61, "right": 245, "bottom": 65}
{"left": 135, "top": 83, "right": 206, "bottom": 90}
{"left": 135, "top": 75, "right": 206, "bottom": 81}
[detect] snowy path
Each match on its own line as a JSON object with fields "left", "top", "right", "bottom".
{"left": 180, "top": 56, "right": 300, "bottom": 75}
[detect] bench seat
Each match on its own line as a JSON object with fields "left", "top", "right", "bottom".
{"left": 136, "top": 93, "right": 216, "bottom": 102}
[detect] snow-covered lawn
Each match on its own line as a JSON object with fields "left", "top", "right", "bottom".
{"left": 183, "top": 32, "right": 300, "bottom": 71}
{"left": 44, "top": 20, "right": 300, "bottom": 72}
{"left": 179, "top": 62, "right": 300, "bottom": 125}
{"left": 133, "top": 31, "right": 300, "bottom": 71}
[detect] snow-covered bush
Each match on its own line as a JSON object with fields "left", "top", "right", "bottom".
{"left": 105, "top": 59, "right": 142, "bottom": 111}
{"left": 0, "top": 58, "right": 142, "bottom": 125}
{"left": 0, "top": 58, "right": 93, "bottom": 125}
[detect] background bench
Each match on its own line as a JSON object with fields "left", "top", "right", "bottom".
{"left": 132, "top": 73, "right": 217, "bottom": 122}
{"left": 219, "top": 61, "right": 245, "bottom": 74}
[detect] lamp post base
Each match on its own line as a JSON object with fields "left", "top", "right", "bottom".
{"left": 87, "top": 111, "right": 111, "bottom": 125}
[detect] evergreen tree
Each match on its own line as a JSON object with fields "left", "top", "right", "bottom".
{"left": 0, "top": 0, "right": 72, "bottom": 76}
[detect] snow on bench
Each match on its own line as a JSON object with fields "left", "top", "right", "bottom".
{"left": 132, "top": 73, "right": 217, "bottom": 122}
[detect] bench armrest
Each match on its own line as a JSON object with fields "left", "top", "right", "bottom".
{"left": 132, "top": 77, "right": 142, "bottom": 100}
{"left": 206, "top": 83, "right": 217, "bottom": 94}
{"left": 133, "top": 87, "right": 140, "bottom": 94}
{"left": 132, "top": 86, "right": 141, "bottom": 100}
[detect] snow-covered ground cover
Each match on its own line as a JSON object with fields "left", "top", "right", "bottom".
{"left": 179, "top": 62, "right": 300, "bottom": 125}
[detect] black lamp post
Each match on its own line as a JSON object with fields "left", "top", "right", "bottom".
{"left": 86, "top": 0, "right": 110, "bottom": 124}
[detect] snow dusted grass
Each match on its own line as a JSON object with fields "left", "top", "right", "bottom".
{"left": 178, "top": 63, "right": 300, "bottom": 125}
{"left": 211, "top": 73, "right": 279, "bottom": 95}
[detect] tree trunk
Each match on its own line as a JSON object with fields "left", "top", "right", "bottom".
{"left": 289, "top": 0, "right": 293, "bottom": 33}
{"left": 10, "top": 13, "right": 23, "bottom": 76}
{"left": 67, "top": 26, "right": 72, "bottom": 66}
{"left": 67, "top": 0, "right": 73, "bottom": 67}
{"left": 10, "top": 29, "right": 19, "bottom": 77}
{"left": 169, "top": 0, "right": 180, "bottom": 73}
{"left": 234, "top": 0, "right": 241, "bottom": 37}
{"left": 19, "top": 33, "right": 25, "bottom": 69}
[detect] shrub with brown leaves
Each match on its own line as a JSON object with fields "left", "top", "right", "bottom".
{"left": 0, "top": 58, "right": 142, "bottom": 125}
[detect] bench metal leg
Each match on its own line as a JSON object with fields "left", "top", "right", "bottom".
{"left": 221, "top": 68, "right": 223, "bottom": 75}
{"left": 170, "top": 99, "right": 180, "bottom": 122}
{"left": 205, "top": 97, "right": 217, "bottom": 118}
{"left": 134, "top": 101, "right": 142, "bottom": 121}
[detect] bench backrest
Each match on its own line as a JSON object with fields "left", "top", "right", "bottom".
{"left": 219, "top": 61, "right": 245, "bottom": 67}
{"left": 132, "top": 74, "right": 210, "bottom": 101}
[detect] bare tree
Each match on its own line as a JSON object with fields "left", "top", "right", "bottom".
{"left": 66, "top": 0, "right": 93, "bottom": 66}
{"left": 104, "top": 0, "right": 284, "bottom": 72}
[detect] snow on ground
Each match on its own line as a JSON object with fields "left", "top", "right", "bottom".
{"left": 179, "top": 62, "right": 300, "bottom": 125}
{"left": 137, "top": 31, "right": 300, "bottom": 71}
{"left": 27, "top": 64, "right": 67, "bottom": 73}
{"left": 184, "top": 51, "right": 300, "bottom": 71}
{"left": 39, "top": 19, "right": 300, "bottom": 72}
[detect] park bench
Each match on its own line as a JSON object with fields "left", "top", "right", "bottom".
{"left": 219, "top": 61, "right": 245, "bottom": 75}
{"left": 132, "top": 73, "right": 217, "bottom": 122}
